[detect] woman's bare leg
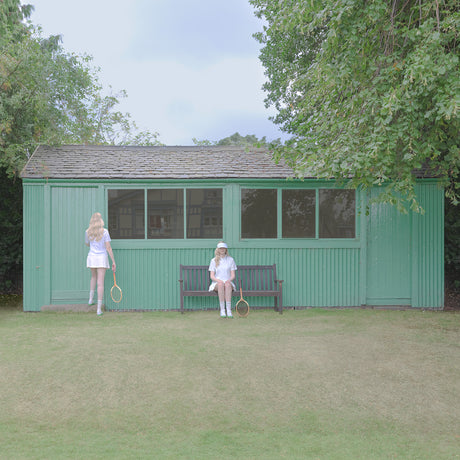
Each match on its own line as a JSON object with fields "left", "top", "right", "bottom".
{"left": 96, "top": 268, "right": 106, "bottom": 315}
{"left": 89, "top": 268, "right": 97, "bottom": 304}
{"left": 215, "top": 281, "right": 226, "bottom": 316}
{"left": 224, "top": 281, "right": 233, "bottom": 317}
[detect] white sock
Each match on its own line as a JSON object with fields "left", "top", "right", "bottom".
{"left": 226, "top": 301, "right": 232, "bottom": 317}
{"left": 220, "top": 301, "right": 226, "bottom": 316}
{"left": 89, "top": 290, "right": 95, "bottom": 304}
{"left": 97, "top": 300, "right": 102, "bottom": 314}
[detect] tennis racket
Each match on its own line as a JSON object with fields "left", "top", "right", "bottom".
{"left": 110, "top": 272, "right": 122, "bottom": 303}
{"left": 236, "top": 287, "right": 249, "bottom": 317}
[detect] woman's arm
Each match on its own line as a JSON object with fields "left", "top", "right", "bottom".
{"left": 105, "top": 241, "right": 116, "bottom": 272}
{"left": 210, "top": 271, "right": 220, "bottom": 282}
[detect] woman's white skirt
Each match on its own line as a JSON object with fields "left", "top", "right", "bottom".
{"left": 87, "top": 254, "right": 110, "bottom": 269}
{"left": 208, "top": 281, "right": 236, "bottom": 292}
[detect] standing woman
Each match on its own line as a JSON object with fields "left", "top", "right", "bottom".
{"left": 85, "top": 212, "right": 116, "bottom": 315}
{"left": 209, "top": 241, "right": 237, "bottom": 318}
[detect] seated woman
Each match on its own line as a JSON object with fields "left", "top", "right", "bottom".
{"left": 208, "top": 241, "right": 237, "bottom": 318}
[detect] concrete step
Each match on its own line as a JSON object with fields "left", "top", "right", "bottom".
{"left": 41, "top": 304, "right": 104, "bottom": 313}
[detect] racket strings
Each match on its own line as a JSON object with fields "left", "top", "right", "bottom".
{"left": 236, "top": 299, "right": 249, "bottom": 317}
{"left": 111, "top": 285, "right": 122, "bottom": 303}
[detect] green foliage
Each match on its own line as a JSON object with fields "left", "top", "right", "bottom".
{"left": 193, "top": 132, "right": 274, "bottom": 147}
{"left": 0, "top": 169, "right": 22, "bottom": 292}
{"left": 0, "top": 0, "right": 32, "bottom": 46}
{"left": 250, "top": 0, "right": 459, "bottom": 209}
{"left": 0, "top": 1, "right": 162, "bottom": 292}
{"left": 216, "top": 132, "right": 267, "bottom": 146}
{"left": 0, "top": 1, "right": 162, "bottom": 178}
{"left": 445, "top": 197, "right": 460, "bottom": 287}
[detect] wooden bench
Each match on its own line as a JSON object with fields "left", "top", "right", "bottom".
{"left": 179, "top": 264, "right": 284, "bottom": 314}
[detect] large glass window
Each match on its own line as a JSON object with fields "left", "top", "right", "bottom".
{"left": 147, "top": 189, "right": 183, "bottom": 239}
{"left": 241, "top": 188, "right": 356, "bottom": 239}
{"left": 241, "top": 189, "right": 277, "bottom": 238}
{"left": 108, "top": 188, "right": 223, "bottom": 239}
{"left": 108, "top": 189, "right": 145, "bottom": 239}
{"left": 186, "top": 189, "right": 222, "bottom": 239}
{"left": 107, "top": 187, "right": 356, "bottom": 241}
{"left": 319, "top": 189, "right": 356, "bottom": 238}
{"left": 282, "top": 190, "right": 316, "bottom": 238}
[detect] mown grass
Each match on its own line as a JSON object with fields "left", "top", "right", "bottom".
{"left": 1, "top": 296, "right": 459, "bottom": 459}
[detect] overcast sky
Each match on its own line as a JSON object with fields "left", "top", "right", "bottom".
{"left": 30, "top": 0, "right": 288, "bottom": 145}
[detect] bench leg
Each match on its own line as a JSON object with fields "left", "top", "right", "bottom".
{"left": 279, "top": 284, "right": 283, "bottom": 314}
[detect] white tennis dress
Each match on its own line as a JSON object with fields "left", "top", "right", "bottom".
{"left": 86, "top": 229, "right": 111, "bottom": 269}
{"left": 208, "top": 256, "right": 237, "bottom": 291}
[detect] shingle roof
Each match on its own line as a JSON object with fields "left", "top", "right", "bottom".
{"left": 20, "top": 145, "right": 295, "bottom": 180}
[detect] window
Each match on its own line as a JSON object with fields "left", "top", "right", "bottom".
{"left": 147, "top": 189, "right": 183, "bottom": 239}
{"left": 186, "top": 189, "right": 222, "bottom": 239}
{"left": 241, "top": 188, "right": 356, "bottom": 239}
{"left": 108, "top": 188, "right": 223, "bottom": 239}
{"left": 241, "top": 189, "right": 277, "bottom": 238}
{"left": 319, "top": 189, "right": 356, "bottom": 238}
{"left": 108, "top": 189, "right": 144, "bottom": 239}
{"left": 282, "top": 190, "right": 316, "bottom": 238}
{"left": 108, "top": 187, "right": 356, "bottom": 241}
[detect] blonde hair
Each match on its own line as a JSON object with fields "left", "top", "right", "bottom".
{"left": 86, "top": 212, "right": 105, "bottom": 242}
{"left": 214, "top": 241, "right": 229, "bottom": 267}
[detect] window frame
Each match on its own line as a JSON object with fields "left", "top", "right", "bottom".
{"left": 104, "top": 182, "right": 360, "bottom": 250}
{"left": 239, "top": 187, "right": 358, "bottom": 241}
{"left": 106, "top": 185, "right": 226, "bottom": 243}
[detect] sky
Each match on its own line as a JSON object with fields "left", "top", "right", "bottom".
{"left": 30, "top": 0, "right": 289, "bottom": 145}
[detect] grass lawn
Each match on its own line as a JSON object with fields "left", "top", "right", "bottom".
{"left": 1, "top": 295, "right": 459, "bottom": 459}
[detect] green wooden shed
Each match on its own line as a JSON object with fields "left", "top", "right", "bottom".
{"left": 20, "top": 145, "right": 444, "bottom": 312}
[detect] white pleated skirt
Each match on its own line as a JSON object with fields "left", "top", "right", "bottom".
{"left": 208, "top": 281, "right": 236, "bottom": 292}
{"left": 87, "top": 254, "right": 109, "bottom": 269}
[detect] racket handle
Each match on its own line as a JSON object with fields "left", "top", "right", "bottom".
{"left": 113, "top": 272, "right": 116, "bottom": 284}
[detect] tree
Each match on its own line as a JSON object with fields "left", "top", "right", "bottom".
{"left": 193, "top": 132, "right": 272, "bottom": 147}
{"left": 216, "top": 132, "right": 268, "bottom": 146}
{"left": 0, "top": 1, "right": 161, "bottom": 292}
{"left": 1, "top": 1, "right": 161, "bottom": 178}
{"left": 250, "top": 0, "right": 459, "bottom": 211}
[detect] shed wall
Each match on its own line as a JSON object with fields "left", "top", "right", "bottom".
{"left": 105, "top": 247, "right": 361, "bottom": 311}
{"left": 22, "top": 180, "right": 444, "bottom": 311}
{"left": 412, "top": 183, "right": 444, "bottom": 308}
{"left": 23, "top": 185, "right": 46, "bottom": 311}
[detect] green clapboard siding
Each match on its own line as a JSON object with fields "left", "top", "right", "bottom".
{"left": 22, "top": 180, "right": 444, "bottom": 311}
{"left": 366, "top": 190, "right": 411, "bottom": 305}
{"left": 23, "top": 185, "right": 45, "bottom": 311}
{"left": 50, "top": 186, "right": 98, "bottom": 303}
{"left": 412, "top": 183, "right": 444, "bottom": 308}
{"left": 104, "top": 247, "right": 361, "bottom": 311}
